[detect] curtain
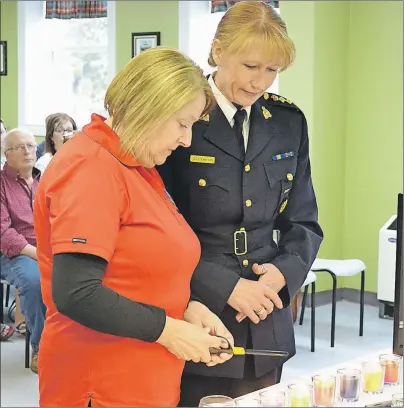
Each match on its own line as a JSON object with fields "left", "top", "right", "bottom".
{"left": 45, "top": 1, "right": 107, "bottom": 19}
{"left": 211, "top": 0, "right": 279, "bottom": 13}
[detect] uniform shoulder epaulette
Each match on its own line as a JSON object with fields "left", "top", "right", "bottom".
{"left": 261, "top": 92, "right": 302, "bottom": 113}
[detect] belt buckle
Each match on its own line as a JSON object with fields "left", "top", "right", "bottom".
{"left": 234, "top": 228, "right": 248, "bottom": 256}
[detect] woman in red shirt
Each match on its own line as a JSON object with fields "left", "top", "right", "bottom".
{"left": 34, "top": 47, "right": 233, "bottom": 407}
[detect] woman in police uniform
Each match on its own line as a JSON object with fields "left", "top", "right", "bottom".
{"left": 158, "top": 1, "right": 323, "bottom": 405}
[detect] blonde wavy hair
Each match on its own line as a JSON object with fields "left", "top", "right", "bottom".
{"left": 105, "top": 47, "right": 215, "bottom": 156}
{"left": 208, "top": 1, "right": 295, "bottom": 72}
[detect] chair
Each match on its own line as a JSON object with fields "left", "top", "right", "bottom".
{"left": 25, "top": 330, "right": 31, "bottom": 369}
{"left": 1, "top": 283, "right": 31, "bottom": 368}
{"left": 299, "top": 271, "right": 316, "bottom": 352}
{"left": 1, "top": 279, "right": 11, "bottom": 323}
{"left": 310, "top": 258, "right": 366, "bottom": 347}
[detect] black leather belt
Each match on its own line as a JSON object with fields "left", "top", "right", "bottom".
{"left": 198, "top": 227, "right": 276, "bottom": 255}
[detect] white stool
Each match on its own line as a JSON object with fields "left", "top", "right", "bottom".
{"left": 311, "top": 258, "right": 366, "bottom": 347}
{"left": 299, "top": 271, "right": 317, "bottom": 352}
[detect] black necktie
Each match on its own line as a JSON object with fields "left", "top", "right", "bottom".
{"left": 233, "top": 108, "right": 247, "bottom": 159}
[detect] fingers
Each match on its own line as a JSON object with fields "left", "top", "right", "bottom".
{"left": 212, "top": 323, "right": 234, "bottom": 348}
{"left": 235, "top": 312, "right": 246, "bottom": 323}
{"left": 245, "top": 307, "right": 261, "bottom": 324}
{"left": 263, "top": 286, "right": 283, "bottom": 309}
{"left": 206, "top": 352, "right": 232, "bottom": 367}
{"left": 254, "top": 307, "right": 268, "bottom": 321}
{"left": 259, "top": 295, "right": 275, "bottom": 314}
{"left": 252, "top": 263, "right": 267, "bottom": 276}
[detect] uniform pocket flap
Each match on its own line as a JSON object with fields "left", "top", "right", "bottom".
{"left": 263, "top": 158, "right": 297, "bottom": 188}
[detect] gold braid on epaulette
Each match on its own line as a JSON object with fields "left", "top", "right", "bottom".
{"left": 261, "top": 92, "right": 301, "bottom": 112}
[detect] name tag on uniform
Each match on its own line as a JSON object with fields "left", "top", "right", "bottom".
{"left": 190, "top": 155, "right": 216, "bottom": 165}
{"left": 272, "top": 151, "right": 295, "bottom": 161}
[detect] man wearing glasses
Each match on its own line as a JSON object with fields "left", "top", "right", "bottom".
{"left": 0, "top": 129, "right": 46, "bottom": 374}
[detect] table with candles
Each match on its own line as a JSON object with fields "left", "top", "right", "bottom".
{"left": 198, "top": 349, "right": 403, "bottom": 407}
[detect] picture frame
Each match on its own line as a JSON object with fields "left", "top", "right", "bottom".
{"left": 131, "top": 32, "right": 161, "bottom": 58}
{"left": 0, "top": 41, "right": 7, "bottom": 76}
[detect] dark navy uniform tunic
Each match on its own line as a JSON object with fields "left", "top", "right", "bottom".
{"left": 158, "top": 90, "right": 323, "bottom": 379}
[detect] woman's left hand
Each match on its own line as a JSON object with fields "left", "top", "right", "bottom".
{"left": 184, "top": 301, "right": 234, "bottom": 367}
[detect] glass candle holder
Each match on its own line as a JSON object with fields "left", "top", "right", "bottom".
{"left": 362, "top": 361, "right": 385, "bottom": 394}
{"left": 392, "top": 393, "right": 404, "bottom": 407}
{"left": 379, "top": 354, "right": 402, "bottom": 386}
{"left": 259, "top": 390, "right": 286, "bottom": 407}
{"left": 235, "top": 396, "right": 261, "bottom": 407}
{"left": 287, "top": 383, "right": 312, "bottom": 407}
{"left": 199, "top": 395, "right": 236, "bottom": 407}
{"left": 312, "top": 374, "right": 336, "bottom": 407}
{"left": 337, "top": 368, "right": 361, "bottom": 403}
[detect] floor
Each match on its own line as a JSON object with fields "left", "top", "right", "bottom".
{"left": 0, "top": 301, "right": 394, "bottom": 407}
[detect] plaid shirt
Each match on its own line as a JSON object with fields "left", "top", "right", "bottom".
{"left": 0, "top": 163, "right": 40, "bottom": 258}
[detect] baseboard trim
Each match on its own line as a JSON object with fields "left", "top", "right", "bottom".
{"left": 305, "top": 288, "right": 378, "bottom": 307}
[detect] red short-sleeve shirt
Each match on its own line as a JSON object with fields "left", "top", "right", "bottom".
{"left": 34, "top": 114, "right": 201, "bottom": 407}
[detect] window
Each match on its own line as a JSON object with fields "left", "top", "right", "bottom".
{"left": 18, "top": 1, "right": 116, "bottom": 134}
{"left": 178, "top": 1, "right": 280, "bottom": 94}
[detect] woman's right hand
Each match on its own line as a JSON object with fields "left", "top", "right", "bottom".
{"left": 156, "top": 317, "right": 226, "bottom": 363}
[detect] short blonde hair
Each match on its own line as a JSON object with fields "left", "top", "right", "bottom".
{"left": 208, "top": 1, "right": 295, "bottom": 72}
{"left": 105, "top": 47, "right": 215, "bottom": 156}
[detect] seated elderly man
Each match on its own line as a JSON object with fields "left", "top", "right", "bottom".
{"left": 0, "top": 129, "right": 46, "bottom": 374}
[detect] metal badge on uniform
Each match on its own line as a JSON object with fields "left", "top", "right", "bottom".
{"left": 272, "top": 151, "right": 295, "bottom": 161}
{"left": 190, "top": 155, "right": 215, "bottom": 165}
{"left": 201, "top": 114, "right": 210, "bottom": 122}
{"left": 261, "top": 106, "right": 272, "bottom": 119}
{"left": 279, "top": 199, "right": 288, "bottom": 213}
{"left": 271, "top": 94, "right": 293, "bottom": 104}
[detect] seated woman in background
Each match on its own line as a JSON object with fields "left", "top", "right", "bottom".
{"left": 34, "top": 47, "right": 233, "bottom": 407}
{"left": 35, "top": 113, "right": 77, "bottom": 172}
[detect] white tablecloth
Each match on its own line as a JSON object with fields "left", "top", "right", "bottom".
{"left": 235, "top": 349, "right": 403, "bottom": 407}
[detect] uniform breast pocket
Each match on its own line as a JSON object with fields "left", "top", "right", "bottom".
{"left": 186, "top": 173, "right": 231, "bottom": 227}
{"left": 263, "top": 157, "right": 297, "bottom": 220}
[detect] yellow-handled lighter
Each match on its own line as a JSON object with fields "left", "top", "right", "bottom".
{"left": 209, "top": 337, "right": 289, "bottom": 358}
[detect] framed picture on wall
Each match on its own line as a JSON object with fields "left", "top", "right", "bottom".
{"left": 131, "top": 32, "right": 161, "bottom": 58}
{"left": 0, "top": 41, "right": 7, "bottom": 76}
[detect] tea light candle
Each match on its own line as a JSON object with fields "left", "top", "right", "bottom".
{"left": 287, "top": 384, "right": 312, "bottom": 408}
{"left": 312, "top": 374, "right": 335, "bottom": 407}
{"left": 259, "top": 390, "right": 286, "bottom": 407}
{"left": 379, "top": 354, "right": 402, "bottom": 386}
{"left": 235, "top": 396, "right": 261, "bottom": 407}
{"left": 362, "top": 361, "right": 385, "bottom": 394}
{"left": 392, "top": 393, "right": 403, "bottom": 407}
{"left": 199, "top": 395, "right": 236, "bottom": 407}
{"left": 337, "top": 368, "right": 361, "bottom": 402}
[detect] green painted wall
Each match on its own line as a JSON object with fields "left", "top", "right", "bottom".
{"left": 115, "top": 1, "right": 178, "bottom": 71}
{"left": 343, "top": 1, "right": 403, "bottom": 291}
{"left": 0, "top": 1, "right": 18, "bottom": 129}
{"left": 281, "top": 2, "right": 350, "bottom": 291}
{"left": 281, "top": 1, "right": 403, "bottom": 292}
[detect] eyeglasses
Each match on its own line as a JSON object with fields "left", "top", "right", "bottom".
{"left": 5, "top": 143, "right": 37, "bottom": 153}
{"left": 54, "top": 128, "right": 74, "bottom": 136}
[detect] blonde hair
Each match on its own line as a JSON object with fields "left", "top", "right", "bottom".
{"left": 208, "top": 1, "right": 295, "bottom": 72}
{"left": 105, "top": 47, "right": 215, "bottom": 156}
